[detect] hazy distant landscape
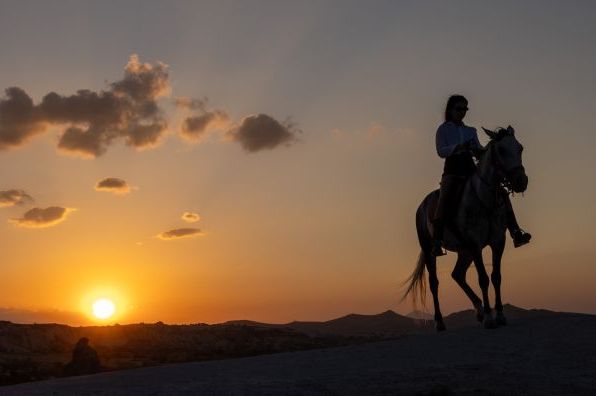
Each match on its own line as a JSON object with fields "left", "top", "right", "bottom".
{"left": 0, "top": 304, "right": 568, "bottom": 387}
{"left": 1, "top": 305, "right": 594, "bottom": 395}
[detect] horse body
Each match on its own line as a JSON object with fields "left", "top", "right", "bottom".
{"left": 403, "top": 126, "right": 527, "bottom": 331}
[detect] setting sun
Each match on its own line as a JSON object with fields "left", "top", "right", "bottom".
{"left": 92, "top": 298, "right": 116, "bottom": 320}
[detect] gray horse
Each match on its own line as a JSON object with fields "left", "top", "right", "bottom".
{"left": 401, "top": 125, "right": 528, "bottom": 331}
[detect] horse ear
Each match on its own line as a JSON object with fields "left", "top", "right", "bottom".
{"left": 507, "top": 125, "right": 515, "bottom": 135}
{"left": 481, "top": 127, "right": 496, "bottom": 139}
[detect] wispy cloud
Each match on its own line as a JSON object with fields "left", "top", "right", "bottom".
{"left": 156, "top": 227, "right": 202, "bottom": 240}
{"left": 181, "top": 211, "right": 200, "bottom": 223}
{"left": 330, "top": 122, "right": 386, "bottom": 143}
{"left": 95, "top": 177, "right": 132, "bottom": 195}
{"left": 175, "top": 97, "right": 230, "bottom": 143}
{"left": 9, "top": 206, "right": 76, "bottom": 228}
{"left": 0, "top": 189, "right": 33, "bottom": 207}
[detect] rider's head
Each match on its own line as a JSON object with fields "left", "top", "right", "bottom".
{"left": 445, "top": 95, "right": 468, "bottom": 125}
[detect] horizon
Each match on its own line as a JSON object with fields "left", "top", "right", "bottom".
{"left": 0, "top": 301, "right": 585, "bottom": 327}
{"left": 1, "top": 1, "right": 596, "bottom": 327}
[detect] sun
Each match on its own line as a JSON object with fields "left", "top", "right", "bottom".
{"left": 92, "top": 298, "right": 116, "bottom": 319}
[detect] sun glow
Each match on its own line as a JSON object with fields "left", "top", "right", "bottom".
{"left": 81, "top": 286, "right": 129, "bottom": 323}
{"left": 92, "top": 298, "right": 116, "bottom": 319}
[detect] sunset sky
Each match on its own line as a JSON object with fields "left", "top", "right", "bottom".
{"left": 0, "top": 1, "right": 594, "bottom": 326}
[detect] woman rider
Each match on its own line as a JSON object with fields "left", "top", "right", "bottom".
{"left": 431, "top": 94, "right": 531, "bottom": 256}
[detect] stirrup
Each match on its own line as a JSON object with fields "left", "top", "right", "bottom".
{"left": 512, "top": 229, "right": 531, "bottom": 248}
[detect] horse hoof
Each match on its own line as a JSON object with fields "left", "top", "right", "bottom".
{"left": 474, "top": 305, "right": 484, "bottom": 322}
{"left": 476, "top": 311, "right": 484, "bottom": 323}
{"left": 495, "top": 313, "right": 507, "bottom": 326}
{"left": 483, "top": 317, "right": 497, "bottom": 329}
{"left": 436, "top": 321, "right": 446, "bottom": 332}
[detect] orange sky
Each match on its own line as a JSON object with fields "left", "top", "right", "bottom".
{"left": 0, "top": 2, "right": 595, "bottom": 325}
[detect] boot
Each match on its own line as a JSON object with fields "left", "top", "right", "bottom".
{"left": 511, "top": 228, "right": 531, "bottom": 248}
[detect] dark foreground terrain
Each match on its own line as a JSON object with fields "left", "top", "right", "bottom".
{"left": 1, "top": 309, "right": 594, "bottom": 395}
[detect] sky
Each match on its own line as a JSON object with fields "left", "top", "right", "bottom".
{"left": 0, "top": 0, "right": 595, "bottom": 326}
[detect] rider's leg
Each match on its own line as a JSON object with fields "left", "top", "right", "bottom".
{"left": 501, "top": 188, "right": 531, "bottom": 247}
{"left": 432, "top": 174, "right": 461, "bottom": 256}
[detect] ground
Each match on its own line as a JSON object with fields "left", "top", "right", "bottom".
{"left": 1, "top": 313, "right": 595, "bottom": 395}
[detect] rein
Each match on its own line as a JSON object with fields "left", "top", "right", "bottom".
{"left": 471, "top": 143, "right": 508, "bottom": 213}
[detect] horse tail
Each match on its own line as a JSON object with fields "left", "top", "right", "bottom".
{"left": 399, "top": 200, "right": 431, "bottom": 308}
{"left": 399, "top": 250, "right": 427, "bottom": 308}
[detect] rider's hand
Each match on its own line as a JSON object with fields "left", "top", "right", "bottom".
{"left": 455, "top": 140, "right": 472, "bottom": 153}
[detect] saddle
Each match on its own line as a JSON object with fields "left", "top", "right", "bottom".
{"left": 427, "top": 175, "right": 471, "bottom": 250}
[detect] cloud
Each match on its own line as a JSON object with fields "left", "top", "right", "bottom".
{"left": 157, "top": 227, "right": 202, "bottom": 240}
{"left": 175, "top": 97, "right": 230, "bottom": 142}
{"left": 365, "top": 122, "right": 384, "bottom": 140}
{"left": 181, "top": 211, "right": 200, "bottom": 223}
{"left": 182, "top": 111, "right": 229, "bottom": 141}
{"left": 0, "top": 54, "right": 170, "bottom": 158}
{"left": 329, "top": 122, "right": 386, "bottom": 144}
{"left": 9, "top": 206, "right": 76, "bottom": 228}
{"left": 95, "top": 177, "right": 131, "bottom": 195}
{"left": 0, "top": 189, "right": 33, "bottom": 207}
{"left": 0, "top": 307, "right": 94, "bottom": 326}
{"left": 223, "top": 113, "right": 302, "bottom": 152}
{"left": 1, "top": 56, "right": 304, "bottom": 157}
{"left": 329, "top": 122, "right": 388, "bottom": 147}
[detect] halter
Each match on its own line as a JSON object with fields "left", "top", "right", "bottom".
{"left": 471, "top": 142, "right": 513, "bottom": 213}
{"left": 476, "top": 140, "right": 524, "bottom": 196}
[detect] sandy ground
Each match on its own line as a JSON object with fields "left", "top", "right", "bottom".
{"left": 1, "top": 313, "right": 595, "bottom": 395}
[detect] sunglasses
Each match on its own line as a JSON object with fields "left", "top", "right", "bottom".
{"left": 455, "top": 106, "right": 469, "bottom": 112}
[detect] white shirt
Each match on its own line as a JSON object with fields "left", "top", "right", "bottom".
{"left": 435, "top": 121, "right": 482, "bottom": 158}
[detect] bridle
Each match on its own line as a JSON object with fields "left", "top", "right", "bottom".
{"left": 476, "top": 140, "right": 524, "bottom": 196}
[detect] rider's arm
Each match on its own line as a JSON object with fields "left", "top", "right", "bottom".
{"left": 469, "top": 128, "right": 482, "bottom": 150}
{"left": 468, "top": 127, "right": 485, "bottom": 157}
{"left": 436, "top": 123, "right": 460, "bottom": 158}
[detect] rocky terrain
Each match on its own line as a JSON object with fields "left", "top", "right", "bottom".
{"left": 0, "top": 304, "right": 575, "bottom": 392}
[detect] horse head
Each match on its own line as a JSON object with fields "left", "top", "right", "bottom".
{"left": 481, "top": 125, "right": 528, "bottom": 193}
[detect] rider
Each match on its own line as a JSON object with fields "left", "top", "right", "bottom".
{"left": 431, "top": 94, "right": 531, "bottom": 256}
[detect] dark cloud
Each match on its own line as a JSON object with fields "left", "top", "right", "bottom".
{"left": 175, "top": 97, "right": 229, "bottom": 142}
{"left": 181, "top": 211, "right": 200, "bottom": 223}
{"left": 174, "top": 97, "right": 208, "bottom": 111}
{"left": 182, "top": 111, "right": 229, "bottom": 141}
{"left": 0, "top": 189, "right": 33, "bottom": 207}
{"left": 223, "top": 113, "right": 302, "bottom": 152}
{"left": 157, "top": 227, "right": 202, "bottom": 240}
{"left": 0, "top": 54, "right": 170, "bottom": 158}
{"left": 9, "top": 206, "right": 75, "bottom": 228}
{"left": 0, "top": 87, "right": 48, "bottom": 149}
{"left": 1, "top": 56, "right": 304, "bottom": 157}
{"left": 95, "top": 177, "right": 131, "bottom": 195}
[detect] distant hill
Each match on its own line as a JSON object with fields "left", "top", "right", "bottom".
{"left": 225, "top": 309, "right": 425, "bottom": 338}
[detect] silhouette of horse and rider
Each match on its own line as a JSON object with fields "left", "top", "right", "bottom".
{"left": 402, "top": 94, "right": 531, "bottom": 331}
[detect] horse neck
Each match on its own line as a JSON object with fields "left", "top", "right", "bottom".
{"left": 471, "top": 145, "right": 501, "bottom": 208}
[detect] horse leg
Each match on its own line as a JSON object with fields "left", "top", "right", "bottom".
{"left": 425, "top": 253, "right": 445, "bottom": 332}
{"left": 473, "top": 250, "right": 496, "bottom": 329}
{"left": 451, "top": 251, "right": 484, "bottom": 322}
{"left": 491, "top": 240, "right": 507, "bottom": 326}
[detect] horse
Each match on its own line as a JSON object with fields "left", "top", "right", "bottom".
{"left": 401, "top": 125, "right": 528, "bottom": 331}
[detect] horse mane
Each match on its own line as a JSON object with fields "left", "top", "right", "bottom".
{"left": 476, "top": 127, "right": 510, "bottom": 162}
{"left": 488, "top": 127, "right": 510, "bottom": 141}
